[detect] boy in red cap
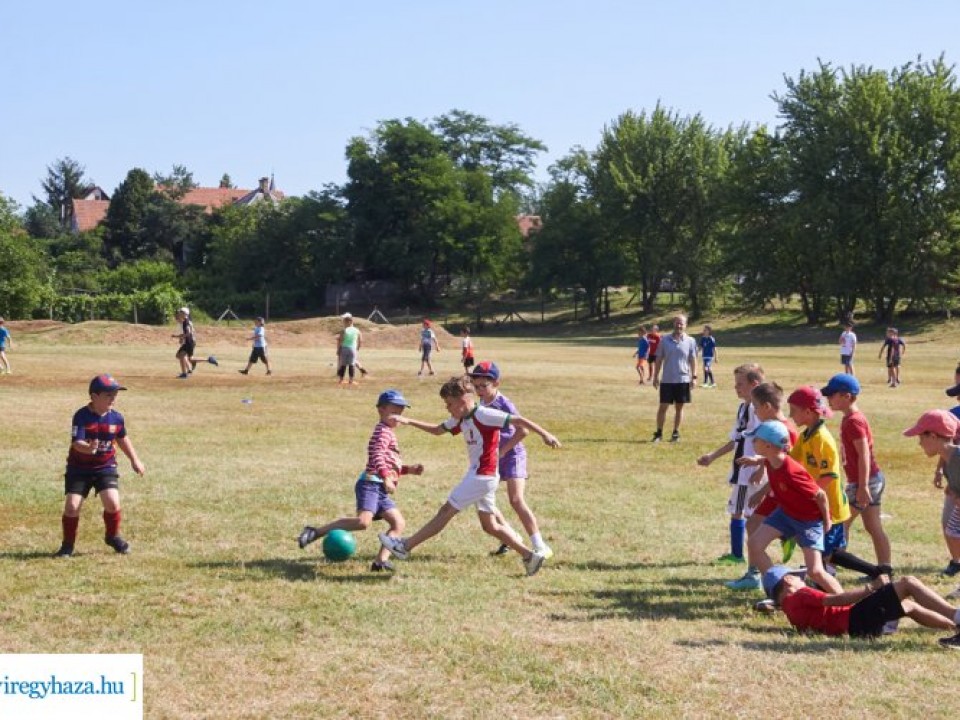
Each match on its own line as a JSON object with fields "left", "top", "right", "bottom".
{"left": 56, "top": 374, "right": 146, "bottom": 557}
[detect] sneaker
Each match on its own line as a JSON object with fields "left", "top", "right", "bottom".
{"left": 881, "top": 619, "right": 899, "bottom": 635}
{"left": 725, "top": 571, "right": 761, "bottom": 591}
{"left": 370, "top": 560, "right": 395, "bottom": 572}
{"left": 53, "top": 543, "right": 74, "bottom": 558}
{"left": 939, "top": 631, "right": 960, "bottom": 649}
{"left": 266, "top": 370, "right": 273, "bottom": 375}
{"left": 715, "top": 553, "right": 746, "bottom": 566}
{"left": 651, "top": 431, "right": 663, "bottom": 443}
{"left": 523, "top": 551, "right": 546, "bottom": 576}
{"left": 753, "top": 599, "right": 778, "bottom": 613}
{"left": 537, "top": 544, "right": 554, "bottom": 560}
{"left": 669, "top": 431, "right": 680, "bottom": 443}
{"left": 238, "top": 369, "right": 249, "bottom": 375}
{"left": 208, "top": 356, "right": 219, "bottom": 367}
{"left": 298, "top": 526, "right": 319, "bottom": 549}
{"left": 780, "top": 537, "right": 797, "bottom": 563}
{"left": 177, "top": 373, "right": 189, "bottom": 379}
{"left": 491, "top": 544, "right": 510, "bottom": 556}
{"left": 378, "top": 532, "right": 409, "bottom": 560}
{"left": 942, "top": 560, "right": 960, "bottom": 577}
{"left": 105, "top": 535, "right": 130, "bottom": 554}
{"left": 945, "top": 585, "right": 960, "bottom": 600}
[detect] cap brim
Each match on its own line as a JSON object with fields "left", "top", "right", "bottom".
{"left": 902, "top": 425, "right": 923, "bottom": 437}
{"left": 946, "top": 384, "right": 960, "bottom": 398}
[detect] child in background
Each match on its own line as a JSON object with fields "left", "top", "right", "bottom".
{"left": 745, "top": 420, "right": 842, "bottom": 595}
{"left": 645, "top": 325, "right": 661, "bottom": 382}
{"left": 298, "top": 390, "right": 423, "bottom": 572}
{"left": 697, "top": 364, "right": 764, "bottom": 589}
{"left": 0, "top": 317, "right": 11, "bottom": 374}
{"left": 172, "top": 307, "right": 218, "bottom": 379}
{"left": 469, "top": 361, "right": 553, "bottom": 560}
{"left": 56, "top": 374, "right": 146, "bottom": 557}
{"left": 418, "top": 319, "right": 440, "bottom": 376}
{"left": 460, "top": 326, "right": 475, "bottom": 372}
{"left": 379, "top": 376, "right": 561, "bottom": 576}
{"left": 239, "top": 316, "right": 272, "bottom": 376}
{"left": 633, "top": 326, "right": 650, "bottom": 385}
{"left": 699, "top": 325, "right": 718, "bottom": 388}
{"left": 839, "top": 322, "right": 857, "bottom": 376}
{"left": 878, "top": 327, "right": 906, "bottom": 388}
{"left": 822, "top": 373, "right": 893, "bottom": 571}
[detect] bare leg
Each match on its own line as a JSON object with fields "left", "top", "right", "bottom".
{"left": 478, "top": 511, "right": 531, "bottom": 556}
{"left": 405, "top": 502, "right": 460, "bottom": 551}
{"left": 655, "top": 403, "right": 669, "bottom": 431}
{"left": 802, "top": 546, "right": 842, "bottom": 594}
{"left": 859, "top": 505, "right": 892, "bottom": 566}
{"left": 746, "top": 523, "right": 781, "bottom": 573}
{"left": 506, "top": 477, "right": 540, "bottom": 538}
{"left": 377, "top": 509, "right": 405, "bottom": 564}
{"left": 672, "top": 403, "right": 685, "bottom": 433}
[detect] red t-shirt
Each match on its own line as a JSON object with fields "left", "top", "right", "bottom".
{"left": 765, "top": 454, "right": 822, "bottom": 521}
{"left": 646, "top": 333, "right": 661, "bottom": 358}
{"left": 840, "top": 411, "right": 881, "bottom": 484}
{"left": 781, "top": 586, "right": 850, "bottom": 635}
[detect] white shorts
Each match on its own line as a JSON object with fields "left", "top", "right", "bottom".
{"left": 447, "top": 473, "right": 499, "bottom": 514}
{"left": 727, "top": 483, "right": 762, "bottom": 517}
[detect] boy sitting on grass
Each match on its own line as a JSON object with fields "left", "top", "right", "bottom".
{"left": 379, "top": 376, "right": 561, "bottom": 576}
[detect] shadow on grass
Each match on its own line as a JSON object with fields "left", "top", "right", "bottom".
{"left": 565, "top": 559, "right": 700, "bottom": 572}
{"left": 545, "top": 579, "right": 738, "bottom": 623}
{"left": 0, "top": 550, "right": 60, "bottom": 561}
{"left": 190, "top": 556, "right": 438, "bottom": 583}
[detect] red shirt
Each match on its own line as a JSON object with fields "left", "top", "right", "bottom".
{"left": 765, "top": 454, "right": 822, "bottom": 521}
{"left": 840, "top": 411, "right": 881, "bottom": 484}
{"left": 781, "top": 586, "right": 850, "bottom": 635}
{"left": 646, "top": 332, "right": 661, "bottom": 358}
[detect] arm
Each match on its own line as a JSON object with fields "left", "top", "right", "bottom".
{"left": 853, "top": 436, "right": 872, "bottom": 505}
{"left": 747, "top": 482, "right": 770, "bottom": 509}
{"left": 815, "top": 488, "right": 831, "bottom": 534}
{"left": 877, "top": 342, "right": 884, "bottom": 360}
{"left": 652, "top": 356, "right": 662, "bottom": 387}
{"left": 689, "top": 347, "right": 698, "bottom": 385}
{"left": 391, "top": 415, "right": 447, "bottom": 436}
{"left": 71, "top": 439, "right": 100, "bottom": 455}
{"left": 511, "top": 415, "right": 560, "bottom": 448}
{"left": 822, "top": 584, "right": 875, "bottom": 606}
{"left": 935, "top": 458, "right": 945, "bottom": 489}
{"left": 117, "top": 436, "right": 146, "bottom": 476}
{"left": 697, "top": 440, "right": 735, "bottom": 467}
{"left": 499, "top": 424, "right": 529, "bottom": 458}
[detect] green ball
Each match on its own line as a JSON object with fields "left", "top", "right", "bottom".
{"left": 322, "top": 529, "right": 357, "bottom": 562}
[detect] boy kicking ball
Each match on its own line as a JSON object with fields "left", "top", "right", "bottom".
{"left": 379, "top": 376, "right": 561, "bottom": 576}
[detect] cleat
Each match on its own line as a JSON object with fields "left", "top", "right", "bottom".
{"left": 370, "top": 560, "right": 395, "bottom": 572}
{"left": 53, "top": 543, "right": 74, "bottom": 558}
{"left": 105, "top": 535, "right": 130, "bottom": 554}
{"left": 939, "top": 631, "right": 960, "bottom": 649}
{"left": 491, "top": 544, "right": 510, "bottom": 556}
{"left": 177, "top": 373, "right": 189, "bottom": 379}
{"left": 238, "top": 369, "right": 249, "bottom": 375}
{"left": 538, "top": 544, "right": 554, "bottom": 560}
{"left": 753, "top": 599, "right": 778, "bottom": 613}
{"left": 297, "top": 526, "right": 319, "bottom": 549}
{"left": 715, "top": 553, "right": 746, "bottom": 565}
{"left": 207, "top": 356, "right": 219, "bottom": 367}
{"left": 378, "top": 532, "right": 409, "bottom": 560}
{"left": 523, "top": 551, "right": 546, "bottom": 576}
{"left": 725, "top": 571, "right": 761, "bottom": 591}
{"left": 669, "top": 431, "right": 680, "bottom": 443}
{"left": 651, "top": 431, "right": 663, "bottom": 444}
{"left": 942, "top": 560, "right": 960, "bottom": 577}
{"left": 781, "top": 537, "right": 797, "bottom": 564}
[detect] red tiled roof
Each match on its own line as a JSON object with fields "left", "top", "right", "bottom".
{"left": 517, "top": 214, "right": 543, "bottom": 238}
{"left": 178, "top": 187, "right": 250, "bottom": 212}
{"left": 72, "top": 199, "right": 110, "bottom": 232}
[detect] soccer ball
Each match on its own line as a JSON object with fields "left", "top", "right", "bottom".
{"left": 322, "top": 529, "right": 357, "bottom": 562}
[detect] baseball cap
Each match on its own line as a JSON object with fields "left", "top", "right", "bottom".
{"left": 745, "top": 420, "right": 791, "bottom": 450}
{"left": 946, "top": 383, "right": 960, "bottom": 398}
{"left": 762, "top": 565, "right": 806, "bottom": 600}
{"left": 469, "top": 361, "right": 500, "bottom": 381}
{"left": 178, "top": 306, "right": 190, "bottom": 315}
{"left": 786, "top": 386, "right": 833, "bottom": 418}
{"left": 821, "top": 373, "right": 861, "bottom": 396}
{"left": 376, "top": 389, "right": 411, "bottom": 408}
{"left": 903, "top": 409, "right": 960, "bottom": 439}
{"left": 341, "top": 312, "right": 352, "bottom": 320}
{"left": 89, "top": 374, "right": 127, "bottom": 394}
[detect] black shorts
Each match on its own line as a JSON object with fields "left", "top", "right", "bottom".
{"left": 659, "top": 382, "right": 692, "bottom": 405}
{"left": 64, "top": 470, "right": 119, "bottom": 498}
{"left": 463, "top": 356, "right": 475, "bottom": 369}
{"left": 177, "top": 340, "right": 196, "bottom": 357}
{"left": 847, "top": 583, "right": 905, "bottom": 638}
{"left": 248, "top": 347, "right": 268, "bottom": 364}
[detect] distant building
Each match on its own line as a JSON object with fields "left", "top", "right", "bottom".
{"left": 516, "top": 214, "right": 542, "bottom": 238}
{"left": 70, "top": 176, "right": 284, "bottom": 233}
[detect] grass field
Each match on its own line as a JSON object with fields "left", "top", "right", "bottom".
{"left": 4, "top": 316, "right": 960, "bottom": 719}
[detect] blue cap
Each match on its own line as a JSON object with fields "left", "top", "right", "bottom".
{"left": 745, "top": 420, "right": 790, "bottom": 450}
{"left": 469, "top": 361, "right": 500, "bottom": 381}
{"left": 376, "top": 389, "right": 411, "bottom": 408}
{"left": 762, "top": 565, "right": 805, "bottom": 599}
{"left": 821, "top": 373, "right": 861, "bottom": 396}
{"left": 89, "top": 374, "right": 127, "bottom": 394}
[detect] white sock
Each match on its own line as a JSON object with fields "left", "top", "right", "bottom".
{"left": 531, "top": 532, "right": 544, "bottom": 549}
{"left": 953, "top": 608, "right": 960, "bottom": 626}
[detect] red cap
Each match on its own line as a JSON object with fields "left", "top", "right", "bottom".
{"left": 787, "top": 386, "right": 832, "bottom": 418}
{"left": 903, "top": 410, "right": 960, "bottom": 439}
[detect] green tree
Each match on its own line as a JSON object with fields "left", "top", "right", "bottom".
{"left": 102, "top": 168, "right": 156, "bottom": 265}
{"left": 153, "top": 164, "right": 198, "bottom": 200}
{"left": 38, "top": 156, "right": 89, "bottom": 230}
{"left": 0, "top": 195, "right": 52, "bottom": 317}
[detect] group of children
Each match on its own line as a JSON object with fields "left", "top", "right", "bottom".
{"left": 837, "top": 321, "right": 907, "bottom": 387}
{"left": 634, "top": 324, "right": 717, "bottom": 387}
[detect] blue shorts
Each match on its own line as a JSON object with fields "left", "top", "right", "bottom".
{"left": 822, "top": 522, "right": 847, "bottom": 555}
{"left": 354, "top": 477, "right": 396, "bottom": 520}
{"left": 703, "top": 357, "right": 714, "bottom": 369}
{"left": 763, "top": 508, "right": 825, "bottom": 552}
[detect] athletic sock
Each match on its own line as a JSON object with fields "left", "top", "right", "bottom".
{"left": 103, "top": 510, "right": 121, "bottom": 538}
{"left": 62, "top": 515, "right": 79, "bottom": 545}
{"left": 831, "top": 549, "right": 881, "bottom": 578}
{"left": 530, "top": 532, "right": 544, "bottom": 548}
{"left": 730, "top": 518, "right": 746, "bottom": 558}
{"left": 954, "top": 609, "right": 960, "bottom": 625}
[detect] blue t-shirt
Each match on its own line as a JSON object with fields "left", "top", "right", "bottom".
{"left": 950, "top": 406, "right": 960, "bottom": 422}
{"left": 699, "top": 336, "right": 717, "bottom": 359}
{"left": 635, "top": 336, "right": 650, "bottom": 359}
{"left": 0, "top": 326, "right": 9, "bottom": 348}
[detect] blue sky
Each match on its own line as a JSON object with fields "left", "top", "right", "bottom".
{"left": 3, "top": 1, "right": 959, "bottom": 208}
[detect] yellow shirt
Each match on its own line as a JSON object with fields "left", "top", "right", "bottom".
{"left": 789, "top": 420, "right": 850, "bottom": 523}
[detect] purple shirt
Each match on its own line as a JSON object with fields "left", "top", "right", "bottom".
{"left": 483, "top": 392, "right": 527, "bottom": 462}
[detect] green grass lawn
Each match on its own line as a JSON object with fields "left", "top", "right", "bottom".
{"left": 3, "top": 318, "right": 960, "bottom": 718}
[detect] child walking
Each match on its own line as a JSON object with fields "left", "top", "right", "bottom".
{"left": 822, "top": 374, "right": 893, "bottom": 570}
{"left": 379, "top": 376, "right": 561, "bottom": 576}
{"left": 56, "top": 374, "right": 146, "bottom": 556}
{"left": 239, "top": 316, "right": 272, "bottom": 375}
{"left": 460, "top": 326, "right": 475, "bottom": 372}
{"left": 418, "top": 319, "right": 440, "bottom": 376}
{"left": 878, "top": 327, "right": 906, "bottom": 387}
{"left": 633, "top": 326, "right": 650, "bottom": 385}
{"left": 698, "top": 325, "right": 718, "bottom": 388}
{"left": 298, "top": 390, "right": 423, "bottom": 572}
{"left": 469, "top": 361, "right": 553, "bottom": 560}
{"left": 696, "top": 364, "right": 764, "bottom": 589}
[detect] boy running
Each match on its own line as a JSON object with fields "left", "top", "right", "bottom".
{"left": 172, "top": 307, "right": 218, "bottom": 379}
{"left": 239, "top": 316, "right": 272, "bottom": 376}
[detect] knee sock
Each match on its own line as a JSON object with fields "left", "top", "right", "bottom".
{"left": 62, "top": 515, "right": 79, "bottom": 545}
{"left": 103, "top": 510, "right": 121, "bottom": 538}
{"left": 831, "top": 549, "right": 884, "bottom": 578}
{"left": 730, "top": 517, "right": 746, "bottom": 558}
{"left": 337, "top": 366, "right": 346, "bottom": 380}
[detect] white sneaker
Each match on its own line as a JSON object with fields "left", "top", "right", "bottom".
{"left": 536, "top": 544, "right": 554, "bottom": 560}
{"left": 882, "top": 619, "right": 899, "bottom": 635}
{"left": 378, "top": 532, "right": 409, "bottom": 560}
{"left": 523, "top": 551, "right": 546, "bottom": 576}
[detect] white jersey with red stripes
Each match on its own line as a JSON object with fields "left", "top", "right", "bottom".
{"left": 442, "top": 404, "right": 511, "bottom": 477}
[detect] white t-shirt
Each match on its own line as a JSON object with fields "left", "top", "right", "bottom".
{"left": 839, "top": 330, "right": 857, "bottom": 355}
{"left": 442, "top": 405, "right": 511, "bottom": 477}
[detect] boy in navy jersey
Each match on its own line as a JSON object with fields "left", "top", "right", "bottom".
{"left": 56, "top": 374, "right": 146, "bottom": 557}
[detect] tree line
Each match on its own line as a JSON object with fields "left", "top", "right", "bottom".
{"left": 2, "top": 59, "right": 960, "bottom": 324}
